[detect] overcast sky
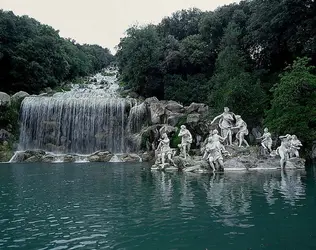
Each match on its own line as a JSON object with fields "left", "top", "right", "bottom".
{"left": 1, "top": 0, "right": 238, "bottom": 54}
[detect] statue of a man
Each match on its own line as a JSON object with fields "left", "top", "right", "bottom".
{"left": 256, "top": 127, "right": 273, "bottom": 153}
{"left": 232, "top": 115, "right": 249, "bottom": 147}
{"left": 178, "top": 125, "right": 192, "bottom": 159}
{"left": 155, "top": 133, "right": 175, "bottom": 169}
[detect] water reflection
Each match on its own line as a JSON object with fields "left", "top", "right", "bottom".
{"left": 151, "top": 169, "right": 307, "bottom": 228}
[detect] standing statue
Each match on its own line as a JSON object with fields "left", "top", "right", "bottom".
{"left": 178, "top": 125, "right": 193, "bottom": 159}
{"left": 232, "top": 115, "right": 249, "bottom": 147}
{"left": 257, "top": 128, "right": 272, "bottom": 153}
{"left": 155, "top": 133, "right": 175, "bottom": 169}
{"left": 276, "top": 134, "right": 291, "bottom": 168}
{"left": 289, "top": 135, "right": 302, "bottom": 158}
{"left": 211, "top": 107, "right": 235, "bottom": 146}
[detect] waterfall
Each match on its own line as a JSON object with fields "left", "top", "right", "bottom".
{"left": 18, "top": 96, "right": 136, "bottom": 154}
{"left": 15, "top": 68, "right": 150, "bottom": 156}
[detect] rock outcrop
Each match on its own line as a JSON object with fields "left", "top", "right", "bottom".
{"left": 0, "top": 92, "right": 11, "bottom": 107}
{"left": 11, "top": 91, "right": 29, "bottom": 103}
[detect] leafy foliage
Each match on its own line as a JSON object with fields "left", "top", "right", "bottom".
{"left": 0, "top": 10, "right": 114, "bottom": 94}
{"left": 265, "top": 57, "right": 316, "bottom": 148}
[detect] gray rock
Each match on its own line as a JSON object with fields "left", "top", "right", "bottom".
{"left": 0, "top": 129, "right": 12, "bottom": 141}
{"left": 186, "top": 113, "right": 200, "bottom": 123}
{"left": 42, "top": 155, "right": 56, "bottom": 163}
{"left": 11, "top": 91, "right": 29, "bottom": 103}
{"left": 25, "top": 155, "right": 42, "bottom": 162}
{"left": 167, "top": 113, "right": 186, "bottom": 126}
{"left": 0, "top": 92, "right": 11, "bottom": 107}
{"left": 165, "top": 101, "right": 184, "bottom": 113}
{"left": 64, "top": 155, "right": 76, "bottom": 162}
{"left": 88, "top": 151, "right": 113, "bottom": 162}
{"left": 121, "top": 153, "right": 141, "bottom": 162}
{"left": 185, "top": 103, "right": 208, "bottom": 114}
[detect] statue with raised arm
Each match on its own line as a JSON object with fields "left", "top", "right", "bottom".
{"left": 276, "top": 134, "right": 291, "bottom": 168}
{"left": 232, "top": 115, "right": 249, "bottom": 147}
{"left": 155, "top": 133, "right": 175, "bottom": 169}
{"left": 211, "top": 107, "right": 235, "bottom": 145}
{"left": 257, "top": 127, "right": 272, "bottom": 153}
{"left": 289, "top": 135, "right": 302, "bottom": 158}
{"left": 178, "top": 125, "right": 192, "bottom": 159}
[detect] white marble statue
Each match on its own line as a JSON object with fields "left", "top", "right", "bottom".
{"left": 257, "top": 127, "right": 272, "bottom": 152}
{"left": 276, "top": 134, "right": 292, "bottom": 168}
{"left": 211, "top": 107, "right": 235, "bottom": 145}
{"left": 232, "top": 115, "right": 249, "bottom": 147}
{"left": 178, "top": 125, "right": 192, "bottom": 159}
{"left": 155, "top": 133, "right": 175, "bottom": 169}
{"left": 289, "top": 135, "right": 302, "bottom": 158}
{"left": 202, "top": 129, "right": 228, "bottom": 172}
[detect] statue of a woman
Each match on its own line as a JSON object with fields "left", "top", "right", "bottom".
{"left": 257, "top": 127, "right": 272, "bottom": 152}
{"left": 178, "top": 125, "right": 192, "bottom": 159}
{"left": 155, "top": 133, "right": 175, "bottom": 168}
{"left": 211, "top": 107, "right": 235, "bottom": 145}
{"left": 232, "top": 115, "right": 249, "bottom": 147}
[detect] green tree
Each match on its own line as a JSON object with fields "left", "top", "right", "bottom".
{"left": 265, "top": 57, "right": 316, "bottom": 149}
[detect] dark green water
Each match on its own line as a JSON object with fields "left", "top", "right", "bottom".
{"left": 0, "top": 163, "right": 316, "bottom": 250}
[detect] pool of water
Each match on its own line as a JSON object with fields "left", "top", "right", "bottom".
{"left": 0, "top": 163, "right": 316, "bottom": 249}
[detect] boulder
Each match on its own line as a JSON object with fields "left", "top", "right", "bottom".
{"left": 42, "top": 155, "right": 56, "bottom": 163}
{"left": 185, "top": 103, "right": 208, "bottom": 114}
{"left": 186, "top": 113, "right": 201, "bottom": 124}
{"left": 88, "top": 151, "right": 113, "bottom": 162}
{"left": 149, "top": 102, "right": 166, "bottom": 124}
{"left": 0, "top": 92, "right": 11, "bottom": 107}
{"left": 165, "top": 101, "right": 184, "bottom": 113}
{"left": 167, "top": 113, "right": 186, "bottom": 127}
{"left": 121, "top": 153, "right": 141, "bottom": 162}
{"left": 64, "top": 155, "right": 76, "bottom": 162}
{"left": 11, "top": 91, "right": 29, "bottom": 103}
{"left": 25, "top": 155, "right": 42, "bottom": 162}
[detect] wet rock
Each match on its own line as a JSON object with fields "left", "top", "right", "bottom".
{"left": 42, "top": 155, "right": 56, "bottom": 163}
{"left": 88, "top": 151, "right": 113, "bottom": 162}
{"left": 64, "top": 155, "right": 76, "bottom": 162}
{"left": 140, "top": 151, "right": 154, "bottom": 162}
{"left": 25, "top": 155, "right": 42, "bottom": 162}
{"left": 121, "top": 153, "right": 141, "bottom": 162}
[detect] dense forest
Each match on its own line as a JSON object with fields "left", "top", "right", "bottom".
{"left": 0, "top": 10, "right": 114, "bottom": 94}
{"left": 116, "top": 0, "right": 316, "bottom": 151}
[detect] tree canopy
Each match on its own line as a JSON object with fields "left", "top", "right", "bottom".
{"left": 116, "top": 0, "right": 316, "bottom": 151}
{"left": 0, "top": 10, "right": 114, "bottom": 94}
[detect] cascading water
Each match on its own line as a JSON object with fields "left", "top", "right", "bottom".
{"left": 15, "top": 68, "right": 150, "bottom": 157}
{"left": 19, "top": 97, "right": 129, "bottom": 154}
